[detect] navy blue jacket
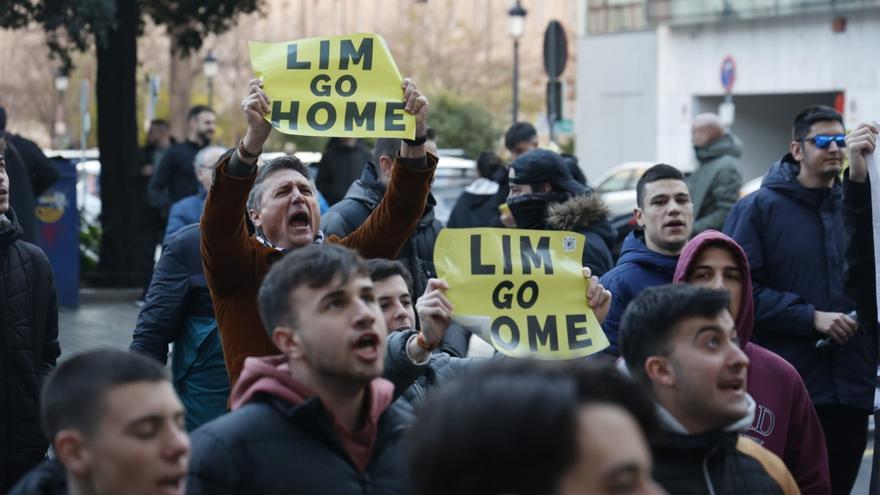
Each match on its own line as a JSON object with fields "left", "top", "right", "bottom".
{"left": 599, "top": 231, "right": 679, "bottom": 355}
{"left": 164, "top": 189, "right": 206, "bottom": 243}
{"left": 130, "top": 224, "right": 229, "bottom": 429}
{"left": 724, "top": 156, "right": 872, "bottom": 410}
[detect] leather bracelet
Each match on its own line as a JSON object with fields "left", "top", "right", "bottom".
{"left": 402, "top": 134, "right": 428, "bottom": 146}
{"left": 237, "top": 139, "right": 261, "bottom": 159}
{"left": 416, "top": 332, "right": 438, "bottom": 352}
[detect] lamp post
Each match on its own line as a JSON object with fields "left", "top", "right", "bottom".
{"left": 203, "top": 51, "right": 218, "bottom": 108}
{"left": 54, "top": 68, "right": 70, "bottom": 149}
{"left": 508, "top": 1, "right": 527, "bottom": 124}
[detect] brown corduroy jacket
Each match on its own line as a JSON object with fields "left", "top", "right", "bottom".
{"left": 201, "top": 151, "right": 437, "bottom": 385}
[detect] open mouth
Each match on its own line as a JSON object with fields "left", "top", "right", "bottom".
{"left": 288, "top": 210, "right": 310, "bottom": 230}
{"left": 157, "top": 474, "right": 186, "bottom": 495}
{"left": 351, "top": 333, "right": 381, "bottom": 361}
{"left": 664, "top": 220, "right": 685, "bottom": 229}
{"left": 718, "top": 377, "right": 745, "bottom": 394}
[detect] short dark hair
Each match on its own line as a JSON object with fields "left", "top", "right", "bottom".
{"left": 149, "top": 119, "right": 169, "bottom": 129}
{"left": 374, "top": 138, "right": 401, "bottom": 162}
{"left": 409, "top": 359, "right": 657, "bottom": 495}
{"left": 635, "top": 163, "right": 686, "bottom": 208}
{"left": 620, "top": 284, "right": 731, "bottom": 385}
{"left": 366, "top": 258, "right": 414, "bottom": 295}
{"left": 258, "top": 244, "right": 368, "bottom": 337}
{"left": 475, "top": 151, "right": 503, "bottom": 179}
{"left": 41, "top": 349, "right": 168, "bottom": 440}
{"left": 0, "top": 105, "right": 8, "bottom": 131}
{"left": 504, "top": 122, "right": 537, "bottom": 152}
{"left": 792, "top": 105, "right": 844, "bottom": 141}
{"left": 187, "top": 105, "right": 214, "bottom": 120}
{"left": 250, "top": 154, "right": 313, "bottom": 211}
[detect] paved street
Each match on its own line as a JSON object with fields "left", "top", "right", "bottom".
{"left": 58, "top": 288, "right": 875, "bottom": 493}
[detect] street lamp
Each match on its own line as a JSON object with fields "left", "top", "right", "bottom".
{"left": 508, "top": 1, "right": 527, "bottom": 124}
{"left": 203, "top": 51, "right": 218, "bottom": 108}
{"left": 54, "top": 68, "right": 70, "bottom": 149}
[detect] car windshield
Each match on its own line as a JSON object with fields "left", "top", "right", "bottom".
{"left": 596, "top": 170, "right": 632, "bottom": 194}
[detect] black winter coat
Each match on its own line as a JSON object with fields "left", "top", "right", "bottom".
{"left": 0, "top": 208, "right": 60, "bottom": 491}
{"left": 3, "top": 134, "right": 59, "bottom": 244}
{"left": 652, "top": 429, "right": 794, "bottom": 494}
{"left": 148, "top": 140, "right": 203, "bottom": 215}
{"left": 7, "top": 458, "right": 67, "bottom": 495}
{"left": 545, "top": 194, "right": 616, "bottom": 277}
{"left": 447, "top": 178, "right": 504, "bottom": 229}
{"left": 724, "top": 156, "right": 873, "bottom": 410}
{"left": 187, "top": 395, "right": 410, "bottom": 495}
{"left": 321, "top": 162, "right": 442, "bottom": 297}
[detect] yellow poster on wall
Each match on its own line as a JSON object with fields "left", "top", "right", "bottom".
{"left": 434, "top": 228, "right": 609, "bottom": 359}
{"left": 248, "top": 33, "right": 415, "bottom": 138}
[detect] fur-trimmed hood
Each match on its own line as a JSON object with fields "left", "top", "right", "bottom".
{"left": 546, "top": 194, "right": 610, "bottom": 230}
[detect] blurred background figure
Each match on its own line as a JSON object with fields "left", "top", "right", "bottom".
{"left": 409, "top": 360, "right": 663, "bottom": 495}
{"left": 315, "top": 137, "right": 373, "bottom": 206}
{"left": 447, "top": 151, "right": 504, "bottom": 228}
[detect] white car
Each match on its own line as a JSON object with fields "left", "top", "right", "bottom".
{"left": 593, "top": 161, "right": 656, "bottom": 218}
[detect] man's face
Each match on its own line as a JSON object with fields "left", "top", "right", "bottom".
{"left": 557, "top": 404, "right": 663, "bottom": 495}
{"left": 792, "top": 120, "right": 846, "bottom": 182}
{"left": 76, "top": 381, "right": 189, "bottom": 495}
{"left": 373, "top": 275, "right": 415, "bottom": 333}
{"left": 687, "top": 246, "right": 743, "bottom": 321}
{"left": 189, "top": 111, "right": 216, "bottom": 144}
{"left": 507, "top": 182, "right": 535, "bottom": 198}
{"left": 194, "top": 149, "right": 224, "bottom": 192}
{"left": 289, "top": 275, "right": 387, "bottom": 384}
{"left": 250, "top": 169, "right": 321, "bottom": 250}
{"left": 0, "top": 155, "right": 8, "bottom": 214}
{"left": 510, "top": 136, "right": 538, "bottom": 160}
{"left": 636, "top": 179, "right": 693, "bottom": 256}
{"left": 661, "top": 310, "right": 750, "bottom": 433}
{"left": 147, "top": 125, "right": 170, "bottom": 148}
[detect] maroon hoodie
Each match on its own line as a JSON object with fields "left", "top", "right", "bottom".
{"left": 230, "top": 355, "right": 395, "bottom": 473}
{"left": 674, "top": 230, "right": 830, "bottom": 495}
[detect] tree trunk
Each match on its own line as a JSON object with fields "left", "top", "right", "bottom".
{"left": 94, "top": 0, "right": 140, "bottom": 286}
{"left": 168, "top": 33, "right": 195, "bottom": 141}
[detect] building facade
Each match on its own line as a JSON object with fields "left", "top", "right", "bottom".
{"left": 577, "top": 0, "right": 880, "bottom": 182}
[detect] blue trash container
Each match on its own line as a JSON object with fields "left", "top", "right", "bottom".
{"left": 36, "top": 158, "right": 79, "bottom": 307}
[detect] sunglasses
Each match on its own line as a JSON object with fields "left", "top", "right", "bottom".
{"left": 802, "top": 134, "right": 846, "bottom": 149}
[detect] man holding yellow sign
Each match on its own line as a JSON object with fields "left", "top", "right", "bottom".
{"left": 201, "top": 33, "right": 438, "bottom": 385}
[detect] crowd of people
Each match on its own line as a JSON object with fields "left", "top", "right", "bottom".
{"left": 1, "top": 72, "right": 879, "bottom": 495}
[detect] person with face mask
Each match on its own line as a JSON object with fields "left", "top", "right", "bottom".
{"left": 506, "top": 149, "right": 615, "bottom": 277}
{"left": 688, "top": 113, "right": 744, "bottom": 235}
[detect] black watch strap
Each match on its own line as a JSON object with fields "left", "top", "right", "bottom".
{"left": 402, "top": 134, "right": 428, "bottom": 146}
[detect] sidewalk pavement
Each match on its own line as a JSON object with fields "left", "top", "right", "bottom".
{"left": 58, "top": 288, "right": 142, "bottom": 359}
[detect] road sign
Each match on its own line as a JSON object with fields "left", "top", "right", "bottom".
{"left": 543, "top": 21, "right": 568, "bottom": 79}
{"left": 721, "top": 55, "right": 736, "bottom": 94}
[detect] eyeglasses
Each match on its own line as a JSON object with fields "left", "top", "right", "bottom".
{"left": 802, "top": 134, "right": 846, "bottom": 149}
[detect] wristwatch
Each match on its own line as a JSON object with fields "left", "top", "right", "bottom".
{"left": 402, "top": 134, "right": 428, "bottom": 146}
{"left": 237, "top": 139, "right": 261, "bottom": 159}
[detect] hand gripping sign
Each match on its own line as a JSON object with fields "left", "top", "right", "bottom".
{"left": 434, "top": 228, "right": 610, "bottom": 359}
{"left": 249, "top": 33, "right": 415, "bottom": 138}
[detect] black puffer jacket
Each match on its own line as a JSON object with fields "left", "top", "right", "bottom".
{"left": 651, "top": 403, "right": 799, "bottom": 495}
{"left": 0, "top": 208, "right": 60, "bottom": 492}
{"left": 545, "top": 195, "right": 616, "bottom": 277}
{"left": 321, "top": 162, "right": 442, "bottom": 297}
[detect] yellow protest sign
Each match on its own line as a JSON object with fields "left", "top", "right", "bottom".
{"left": 434, "top": 228, "right": 610, "bottom": 359}
{"left": 248, "top": 34, "right": 415, "bottom": 138}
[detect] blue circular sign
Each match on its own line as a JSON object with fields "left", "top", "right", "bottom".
{"left": 721, "top": 56, "right": 736, "bottom": 93}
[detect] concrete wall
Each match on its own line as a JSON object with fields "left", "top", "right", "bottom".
{"left": 578, "top": 8, "right": 880, "bottom": 180}
{"left": 576, "top": 30, "right": 659, "bottom": 182}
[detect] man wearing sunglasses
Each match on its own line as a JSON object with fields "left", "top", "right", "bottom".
{"left": 724, "top": 105, "right": 872, "bottom": 495}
